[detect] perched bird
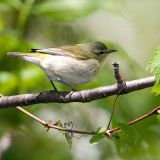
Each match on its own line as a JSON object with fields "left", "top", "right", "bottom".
{"left": 8, "top": 42, "right": 116, "bottom": 91}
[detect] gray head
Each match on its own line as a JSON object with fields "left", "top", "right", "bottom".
{"left": 85, "top": 42, "right": 117, "bottom": 63}
{"left": 90, "top": 42, "right": 117, "bottom": 55}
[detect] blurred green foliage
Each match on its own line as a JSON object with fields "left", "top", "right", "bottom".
{"left": 147, "top": 47, "right": 160, "bottom": 95}
{"left": 0, "top": 0, "right": 160, "bottom": 160}
{"left": 90, "top": 127, "right": 106, "bottom": 145}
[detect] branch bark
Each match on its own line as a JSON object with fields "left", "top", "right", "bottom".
{"left": 0, "top": 76, "right": 155, "bottom": 109}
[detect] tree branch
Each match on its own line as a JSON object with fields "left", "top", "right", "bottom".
{"left": 16, "top": 106, "right": 95, "bottom": 135}
{"left": 0, "top": 76, "right": 155, "bottom": 109}
{"left": 17, "top": 104, "right": 160, "bottom": 137}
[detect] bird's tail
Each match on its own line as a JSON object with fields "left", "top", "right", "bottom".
{"left": 7, "top": 52, "right": 29, "bottom": 57}
{"left": 7, "top": 52, "right": 41, "bottom": 65}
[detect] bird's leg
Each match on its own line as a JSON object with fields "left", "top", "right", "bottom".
{"left": 58, "top": 78, "right": 77, "bottom": 91}
{"left": 61, "top": 81, "right": 77, "bottom": 92}
{"left": 50, "top": 80, "right": 58, "bottom": 91}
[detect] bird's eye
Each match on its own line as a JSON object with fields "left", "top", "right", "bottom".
{"left": 94, "top": 49, "right": 105, "bottom": 55}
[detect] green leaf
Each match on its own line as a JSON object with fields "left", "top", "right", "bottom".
{"left": 90, "top": 127, "right": 106, "bottom": 145}
{"left": 112, "top": 133, "right": 120, "bottom": 142}
{"left": 117, "top": 123, "right": 139, "bottom": 144}
{"left": 147, "top": 47, "right": 160, "bottom": 94}
{"left": 151, "top": 85, "right": 160, "bottom": 95}
{"left": 147, "top": 47, "right": 160, "bottom": 72}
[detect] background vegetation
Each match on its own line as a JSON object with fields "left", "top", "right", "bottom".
{"left": 0, "top": 0, "right": 160, "bottom": 159}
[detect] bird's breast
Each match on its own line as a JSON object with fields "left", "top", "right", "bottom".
{"left": 40, "top": 55, "right": 100, "bottom": 85}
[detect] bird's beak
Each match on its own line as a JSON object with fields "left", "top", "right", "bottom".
{"left": 107, "top": 49, "right": 117, "bottom": 54}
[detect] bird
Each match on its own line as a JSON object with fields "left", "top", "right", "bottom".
{"left": 7, "top": 41, "right": 117, "bottom": 91}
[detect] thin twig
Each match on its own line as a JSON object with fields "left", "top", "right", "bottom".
{"left": 17, "top": 105, "right": 160, "bottom": 137}
{"left": 16, "top": 106, "right": 46, "bottom": 125}
{"left": 107, "top": 95, "right": 119, "bottom": 129}
{"left": 112, "top": 60, "right": 124, "bottom": 84}
{"left": 107, "top": 61, "right": 126, "bottom": 129}
{"left": 128, "top": 106, "right": 160, "bottom": 125}
{"left": 16, "top": 106, "right": 95, "bottom": 135}
{"left": 107, "top": 106, "right": 160, "bottom": 135}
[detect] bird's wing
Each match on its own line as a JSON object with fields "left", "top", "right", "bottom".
{"left": 60, "top": 44, "right": 92, "bottom": 60}
{"left": 31, "top": 44, "right": 92, "bottom": 60}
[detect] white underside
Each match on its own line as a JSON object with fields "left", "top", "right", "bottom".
{"left": 42, "top": 55, "right": 100, "bottom": 84}
{"left": 22, "top": 55, "right": 100, "bottom": 85}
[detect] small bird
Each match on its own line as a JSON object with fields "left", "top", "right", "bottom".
{"left": 8, "top": 42, "right": 117, "bottom": 91}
